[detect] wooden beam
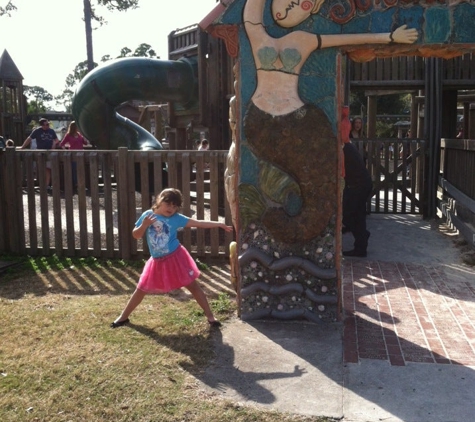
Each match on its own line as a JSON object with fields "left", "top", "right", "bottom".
{"left": 364, "top": 89, "right": 417, "bottom": 96}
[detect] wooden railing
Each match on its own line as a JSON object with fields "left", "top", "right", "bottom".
{"left": 439, "top": 139, "right": 475, "bottom": 249}
{"left": 350, "top": 53, "right": 475, "bottom": 89}
{"left": 0, "top": 148, "right": 234, "bottom": 260}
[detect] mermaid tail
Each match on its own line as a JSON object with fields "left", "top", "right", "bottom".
{"left": 243, "top": 103, "right": 337, "bottom": 243}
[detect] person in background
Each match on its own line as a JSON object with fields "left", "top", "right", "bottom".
{"left": 350, "top": 116, "right": 367, "bottom": 163}
{"left": 20, "top": 127, "right": 38, "bottom": 150}
{"left": 19, "top": 128, "right": 38, "bottom": 179}
{"left": 342, "top": 135, "right": 373, "bottom": 257}
{"left": 198, "top": 130, "right": 209, "bottom": 150}
{"left": 21, "top": 118, "right": 59, "bottom": 189}
{"left": 349, "top": 117, "right": 365, "bottom": 139}
{"left": 60, "top": 121, "right": 89, "bottom": 150}
{"left": 198, "top": 139, "right": 209, "bottom": 151}
{"left": 5, "top": 139, "right": 15, "bottom": 147}
{"left": 110, "top": 188, "right": 233, "bottom": 329}
{"left": 60, "top": 121, "right": 90, "bottom": 190}
{"left": 198, "top": 139, "right": 210, "bottom": 169}
{"left": 60, "top": 126, "right": 67, "bottom": 139}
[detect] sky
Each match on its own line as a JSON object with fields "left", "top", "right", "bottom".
{"left": 0, "top": 0, "right": 218, "bottom": 106}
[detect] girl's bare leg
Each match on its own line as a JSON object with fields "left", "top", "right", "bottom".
{"left": 45, "top": 168, "right": 51, "bottom": 187}
{"left": 113, "top": 288, "right": 146, "bottom": 323}
{"left": 185, "top": 280, "right": 218, "bottom": 323}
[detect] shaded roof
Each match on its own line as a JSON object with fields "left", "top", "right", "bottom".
{"left": 198, "top": 0, "right": 227, "bottom": 31}
{"left": 0, "top": 49, "right": 23, "bottom": 80}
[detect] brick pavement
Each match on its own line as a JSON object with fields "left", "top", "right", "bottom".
{"left": 342, "top": 259, "right": 475, "bottom": 366}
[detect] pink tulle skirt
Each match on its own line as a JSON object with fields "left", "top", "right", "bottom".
{"left": 137, "top": 246, "right": 200, "bottom": 294}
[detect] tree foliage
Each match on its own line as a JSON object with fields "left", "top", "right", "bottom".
{"left": 24, "top": 86, "right": 54, "bottom": 114}
{"left": 350, "top": 91, "right": 411, "bottom": 117}
{"left": 101, "top": 43, "right": 158, "bottom": 61}
{"left": 89, "top": 0, "right": 139, "bottom": 24}
{"left": 119, "top": 43, "right": 157, "bottom": 58}
{"left": 55, "top": 61, "right": 92, "bottom": 111}
{"left": 57, "top": 43, "right": 158, "bottom": 112}
{"left": 350, "top": 91, "right": 412, "bottom": 137}
{"left": 0, "top": 1, "right": 16, "bottom": 16}
{"left": 83, "top": 0, "right": 139, "bottom": 71}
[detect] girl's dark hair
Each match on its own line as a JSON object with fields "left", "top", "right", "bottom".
{"left": 152, "top": 188, "right": 183, "bottom": 211}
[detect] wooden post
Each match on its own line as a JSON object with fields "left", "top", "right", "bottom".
{"left": 367, "top": 95, "right": 377, "bottom": 138}
{"left": 3, "top": 147, "right": 22, "bottom": 253}
{"left": 175, "top": 127, "right": 187, "bottom": 150}
{"left": 117, "top": 147, "right": 131, "bottom": 260}
{"left": 410, "top": 92, "right": 418, "bottom": 137}
{"left": 417, "top": 90, "right": 424, "bottom": 139}
{"left": 168, "top": 131, "right": 177, "bottom": 150}
{"left": 0, "top": 150, "right": 5, "bottom": 252}
{"left": 469, "top": 104, "right": 475, "bottom": 139}
{"left": 441, "top": 90, "right": 458, "bottom": 139}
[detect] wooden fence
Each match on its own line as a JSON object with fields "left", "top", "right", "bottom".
{"left": 0, "top": 148, "right": 234, "bottom": 260}
{"left": 5, "top": 137, "right": 465, "bottom": 258}
{"left": 438, "top": 138, "right": 475, "bottom": 249}
{"left": 352, "top": 138, "right": 427, "bottom": 214}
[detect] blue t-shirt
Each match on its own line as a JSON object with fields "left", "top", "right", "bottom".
{"left": 31, "top": 127, "right": 58, "bottom": 149}
{"left": 136, "top": 210, "right": 189, "bottom": 258}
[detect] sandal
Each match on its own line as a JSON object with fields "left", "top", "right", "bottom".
{"left": 110, "top": 318, "right": 130, "bottom": 328}
{"left": 208, "top": 320, "right": 222, "bottom": 328}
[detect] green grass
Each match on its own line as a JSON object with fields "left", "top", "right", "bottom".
{"left": 0, "top": 255, "right": 332, "bottom": 422}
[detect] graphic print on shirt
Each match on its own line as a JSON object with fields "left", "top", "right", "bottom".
{"left": 33, "top": 128, "right": 56, "bottom": 149}
{"left": 148, "top": 219, "right": 170, "bottom": 256}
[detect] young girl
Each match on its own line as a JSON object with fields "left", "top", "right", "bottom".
{"left": 111, "top": 188, "right": 233, "bottom": 328}
{"left": 350, "top": 117, "right": 366, "bottom": 139}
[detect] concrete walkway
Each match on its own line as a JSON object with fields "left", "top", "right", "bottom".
{"left": 197, "top": 214, "right": 475, "bottom": 422}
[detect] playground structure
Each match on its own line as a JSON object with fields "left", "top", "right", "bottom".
{"left": 3, "top": 1, "right": 475, "bottom": 323}
{"left": 0, "top": 50, "right": 25, "bottom": 142}
{"left": 72, "top": 57, "right": 196, "bottom": 151}
{"left": 71, "top": 24, "right": 234, "bottom": 153}
{"left": 68, "top": 17, "right": 475, "bottom": 230}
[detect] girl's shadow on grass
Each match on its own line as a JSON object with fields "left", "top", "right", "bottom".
{"left": 128, "top": 322, "right": 306, "bottom": 405}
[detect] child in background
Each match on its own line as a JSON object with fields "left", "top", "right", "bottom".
{"left": 111, "top": 188, "right": 233, "bottom": 328}
{"left": 349, "top": 117, "right": 365, "bottom": 139}
{"left": 198, "top": 139, "right": 209, "bottom": 151}
{"left": 198, "top": 139, "right": 210, "bottom": 169}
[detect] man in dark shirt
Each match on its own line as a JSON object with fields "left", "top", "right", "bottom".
{"left": 21, "top": 118, "right": 59, "bottom": 189}
{"left": 342, "top": 139, "right": 373, "bottom": 257}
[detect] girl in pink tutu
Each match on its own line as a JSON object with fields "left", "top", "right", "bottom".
{"left": 111, "top": 188, "right": 233, "bottom": 328}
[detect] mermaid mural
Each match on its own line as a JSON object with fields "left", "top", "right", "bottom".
{"left": 229, "top": 0, "right": 417, "bottom": 320}
{"left": 240, "top": 0, "right": 418, "bottom": 244}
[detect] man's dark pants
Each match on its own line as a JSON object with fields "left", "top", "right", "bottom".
{"left": 343, "top": 182, "right": 372, "bottom": 254}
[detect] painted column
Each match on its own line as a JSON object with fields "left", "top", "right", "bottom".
{"left": 205, "top": 0, "right": 475, "bottom": 322}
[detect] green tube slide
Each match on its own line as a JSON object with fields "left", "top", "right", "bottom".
{"left": 72, "top": 57, "right": 197, "bottom": 150}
